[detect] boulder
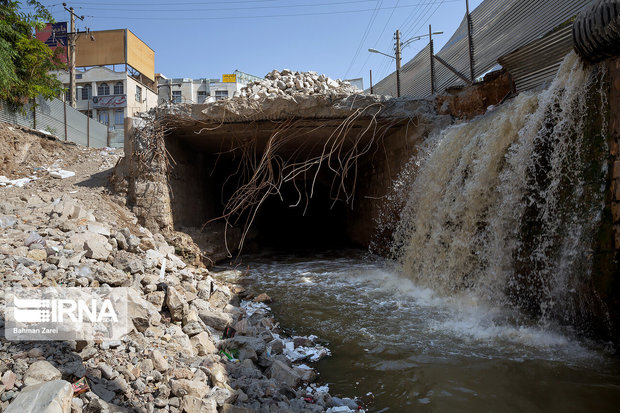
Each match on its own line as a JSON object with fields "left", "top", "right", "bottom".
{"left": 180, "top": 395, "right": 217, "bottom": 413}
{"left": 169, "top": 379, "right": 210, "bottom": 398}
{"left": 151, "top": 349, "right": 169, "bottom": 372}
{"left": 127, "top": 288, "right": 162, "bottom": 331}
{"left": 112, "top": 250, "right": 144, "bottom": 274}
{"left": 83, "top": 233, "right": 112, "bottom": 261}
{"left": 228, "top": 336, "right": 266, "bottom": 355}
{"left": 23, "top": 361, "right": 62, "bottom": 386}
{"left": 198, "top": 309, "right": 232, "bottom": 331}
{"left": 95, "top": 265, "right": 130, "bottom": 287}
{"left": 267, "top": 360, "right": 301, "bottom": 388}
{"left": 4, "top": 380, "right": 73, "bottom": 413}
{"left": 191, "top": 332, "right": 217, "bottom": 356}
{"left": 166, "top": 287, "right": 186, "bottom": 322}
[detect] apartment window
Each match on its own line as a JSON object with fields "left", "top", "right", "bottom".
{"left": 98, "top": 110, "right": 109, "bottom": 125}
{"left": 81, "top": 84, "right": 91, "bottom": 100}
{"left": 215, "top": 90, "right": 228, "bottom": 100}
{"left": 197, "top": 90, "right": 207, "bottom": 103}
{"left": 98, "top": 82, "right": 110, "bottom": 96}
{"left": 114, "top": 81, "right": 123, "bottom": 95}
{"left": 135, "top": 85, "right": 142, "bottom": 102}
{"left": 114, "top": 109, "right": 124, "bottom": 125}
{"left": 172, "top": 90, "right": 182, "bottom": 104}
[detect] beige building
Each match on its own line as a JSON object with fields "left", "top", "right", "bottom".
{"left": 51, "top": 29, "right": 157, "bottom": 147}
{"left": 157, "top": 70, "right": 262, "bottom": 105}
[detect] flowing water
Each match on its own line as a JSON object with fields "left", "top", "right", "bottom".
{"left": 220, "top": 250, "right": 620, "bottom": 412}
{"left": 218, "top": 53, "right": 620, "bottom": 411}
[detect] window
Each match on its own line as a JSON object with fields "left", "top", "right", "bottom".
{"left": 65, "top": 89, "right": 70, "bottom": 102}
{"left": 172, "top": 90, "right": 182, "bottom": 104}
{"left": 81, "top": 84, "right": 91, "bottom": 100}
{"left": 98, "top": 82, "right": 110, "bottom": 96}
{"left": 113, "top": 81, "right": 123, "bottom": 95}
{"left": 114, "top": 109, "right": 124, "bottom": 125}
{"left": 98, "top": 110, "right": 109, "bottom": 125}
{"left": 215, "top": 90, "right": 228, "bottom": 100}
{"left": 135, "top": 85, "right": 142, "bottom": 102}
{"left": 197, "top": 90, "right": 207, "bottom": 103}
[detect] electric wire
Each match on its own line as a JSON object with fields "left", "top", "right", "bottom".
{"left": 356, "top": 0, "right": 401, "bottom": 77}
{"left": 343, "top": 0, "right": 383, "bottom": 79}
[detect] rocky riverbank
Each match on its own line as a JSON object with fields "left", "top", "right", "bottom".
{"left": 0, "top": 122, "right": 363, "bottom": 413}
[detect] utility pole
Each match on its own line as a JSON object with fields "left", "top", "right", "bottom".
{"left": 63, "top": 3, "right": 84, "bottom": 108}
{"left": 395, "top": 30, "right": 402, "bottom": 97}
{"left": 466, "top": 0, "right": 475, "bottom": 82}
{"left": 429, "top": 24, "right": 435, "bottom": 95}
{"left": 369, "top": 69, "right": 373, "bottom": 94}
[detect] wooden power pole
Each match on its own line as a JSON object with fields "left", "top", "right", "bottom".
{"left": 63, "top": 3, "right": 84, "bottom": 108}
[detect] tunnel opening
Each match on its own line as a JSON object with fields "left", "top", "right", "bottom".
{"left": 162, "top": 116, "right": 416, "bottom": 260}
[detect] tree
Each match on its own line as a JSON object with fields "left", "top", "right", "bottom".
{"left": 0, "top": 0, "right": 65, "bottom": 108}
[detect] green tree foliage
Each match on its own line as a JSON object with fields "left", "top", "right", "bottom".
{"left": 0, "top": 0, "right": 65, "bottom": 107}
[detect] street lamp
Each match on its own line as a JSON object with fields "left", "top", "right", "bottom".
{"left": 368, "top": 45, "right": 400, "bottom": 97}
{"left": 369, "top": 28, "right": 444, "bottom": 97}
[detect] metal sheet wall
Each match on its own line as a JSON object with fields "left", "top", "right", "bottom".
{"left": 0, "top": 97, "right": 108, "bottom": 148}
{"left": 498, "top": 25, "right": 574, "bottom": 93}
{"left": 373, "top": 0, "right": 590, "bottom": 97}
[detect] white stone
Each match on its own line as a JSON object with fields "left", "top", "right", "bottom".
{"left": 23, "top": 361, "right": 62, "bottom": 387}
{"left": 4, "top": 380, "right": 73, "bottom": 413}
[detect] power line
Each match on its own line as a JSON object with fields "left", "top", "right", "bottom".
{"left": 403, "top": 0, "right": 445, "bottom": 38}
{"left": 397, "top": 0, "right": 431, "bottom": 38}
{"left": 401, "top": 0, "right": 435, "bottom": 37}
{"left": 355, "top": 0, "right": 401, "bottom": 77}
{"left": 65, "top": 0, "right": 289, "bottom": 5}
{"left": 71, "top": 0, "right": 386, "bottom": 12}
{"left": 79, "top": 1, "right": 461, "bottom": 22}
{"left": 344, "top": 0, "right": 383, "bottom": 79}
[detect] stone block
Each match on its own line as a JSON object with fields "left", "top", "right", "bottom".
{"left": 24, "top": 361, "right": 62, "bottom": 386}
{"left": 4, "top": 380, "right": 73, "bottom": 413}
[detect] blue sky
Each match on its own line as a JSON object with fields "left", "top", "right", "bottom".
{"left": 28, "top": 0, "right": 483, "bottom": 87}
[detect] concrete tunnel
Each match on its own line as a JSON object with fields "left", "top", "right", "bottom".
{"left": 149, "top": 95, "right": 443, "bottom": 257}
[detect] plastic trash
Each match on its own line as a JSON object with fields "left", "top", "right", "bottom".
{"left": 71, "top": 377, "right": 90, "bottom": 395}
{"left": 222, "top": 325, "right": 236, "bottom": 339}
{"left": 24, "top": 231, "right": 46, "bottom": 247}
{"left": 49, "top": 169, "right": 76, "bottom": 179}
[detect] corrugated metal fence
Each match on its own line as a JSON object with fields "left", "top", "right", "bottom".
{"left": 0, "top": 96, "right": 108, "bottom": 148}
{"left": 373, "top": 0, "right": 590, "bottom": 97}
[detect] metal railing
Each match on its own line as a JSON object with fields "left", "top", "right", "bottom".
{"left": 0, "top": 96, "right": 108, "bottom": 148}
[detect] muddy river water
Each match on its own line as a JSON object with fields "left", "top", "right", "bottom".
{"left": 218, "top": 250, "right": 620, "bottom": 412}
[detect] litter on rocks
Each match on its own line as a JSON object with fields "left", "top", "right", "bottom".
{"left": 71, "top": 377, "right": 90, "bottom": 395}
{"left": 49, "top": 169, "right": 76, "bottom": 179}
{"left": 0, "top": 176, "right": 35, "bottom": 188}
{"left": 241, "top": 300, "right": 271, "bottom": 317}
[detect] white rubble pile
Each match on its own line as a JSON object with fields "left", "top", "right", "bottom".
{"left": 0, "top": 185, "right": 359, "bottom": 413}
{"left": 238, "top": 69, "right": 361, "bottom": 100}
{"left": 0, "top": 127, "right": 367, "bottom": 413}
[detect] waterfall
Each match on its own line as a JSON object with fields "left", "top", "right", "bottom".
{"left": 389, "top": 52, "right": 610, "bottom": 333}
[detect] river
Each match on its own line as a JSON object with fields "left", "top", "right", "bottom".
{"left": 217, "top": 250, "right": 620, "bottom": 412}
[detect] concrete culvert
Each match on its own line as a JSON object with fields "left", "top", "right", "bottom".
{"left": 113, "top": 94, "right": 449, "bottom": 264}
{"left": 573, "top": 0, "right": 620, "bottom": 63}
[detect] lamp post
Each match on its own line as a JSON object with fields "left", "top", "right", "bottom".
{"left": 368, "top": 47, "right": 399, "bottom": 97}
{"left": 369, "top": 28, "right": 443, "bottom": 97}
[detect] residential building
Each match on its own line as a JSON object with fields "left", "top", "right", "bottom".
{"left": 157, "top": 70, "right": 262, "bottom": 105}
{"left": 50, "top": 29, "right": 157, "bottom": 147}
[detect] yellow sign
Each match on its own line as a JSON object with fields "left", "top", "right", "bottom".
{"left": 222, "top": 74, "right": 236, "bottom": 83}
